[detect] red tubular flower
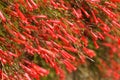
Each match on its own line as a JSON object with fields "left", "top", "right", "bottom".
{"left": 0, "top": 70, "right": 9, "bottom": 79}
{"left": 63, "top": 46, "right": 78, "bottom": 53}
{"left": 91, "top": 10, "right": 99, "bottom": 24}
{"left": 0, "top": 11, "right": 6, "bottom": 22}
{"left": 60, "top": 4, "right": 68, "bottom": 10}
{"left": 97, "top": 6, "right": 116, "bottom": 20}
{"left": 20, "top": 25, "right": 31, "bottom": 34}
{"left": 14, "top": 72, "right": 25, "bottom": 80}
{"left": 26, "top": 0, "right": 33, "bottom": 11}
{"left": 11, "top": 38, "right": 25, "bottom": 44}
{"left": 59, "top": 69, "right": 65, "bottom": 80}
{"left": 0, "top": 37, "right": 6, "bottom": 44}
{"left": 50, "top": 0, "right": 58, "bottom": 8}
{"left": 3, "top": 24, "right": 14, "bottom": 35}
{"left": 33, "top": 15, "right": 47, "bottom": 19}
{"left": 66, "top": 34, "right": 77, "bottom": 43}
{"left": 32, "top": 64, "right": 49, "bottom": 76}
{"left": 25, "top": 26, "right": 38, "bottom": 31}
{"left": 0, "top": 57, "right": 7, "bottom": 64}
{"left": 15, "top": 4, "right": 28, "bottom": 24}
{"left": 17, "top": 33, "right": 26, "bottom": 41}
{"left": 46, "top": 28, "right": 57, "bottom": 39}
{"left": 89, "top": 0, "right": 100, "bottom": 2}
{"left": 22, "top": 60, "right": 49, "bottom": 76}
{"left": 104, "top": 32, "right": 116, "bottom": 40}
{"left": 60, "top": 22, "right": 67, "bottom": 28}
{"left": 112, "top": 20, "right": 120, "bottom": 28}
{"left": 52, "top": 41, "right": 61, "bottom": 48}
{"left": 80, "top": 7, "right": 90, "bottom": 18}
{"left": 63, "top": 60, "right": 76, "bottom": 72}
{"left": 24, "top": 73, "right": 32, "bottom": 80}
{"left": 57, "top": 34, "right": 69, "bottom": 45}
{"left": 29, "top": 0, "right": 38, "bottom": 9}
{"left": 43, "top": 0, "right": 47, "bottom": 3}
{"left": 38, "top": 46, "right": 55, "bottom": 58}
{"left": 98, "top": 19, "right": 110, "bottom": 33}
{"left": 72, "top": 8, "right": 81, "bottom": 19}
{"left": 23, "top": 32, "right": 33, "bottom": 39}
{"left": 43, "top": 53, "right": 56, "bottom": 67}
{"left": 45, "top": 23, "right": 54, "bottom": 31}
{"left": 80, "top": 36, "right": 88, "bottom": 47}
{"left": 50, "top": 48, "right": 59, "bottom": 54}
{"left": 104, "top": 2, "right": 117, "bottom": 8}
{"left": 106, "top": 9, "right": 117, "bottom": 19}
{"left": 0, "top": 49, "right": 8, "bottom": 57}
{"left": 79, "top": 55, "right": 86, "bottom": 63}
{"left": 61, "top": 50, "right": 75, "bottom": 60}
{"left": 18, "top": 0, "right": 25, "bottom": 4}
{"left": 10, "top": 11, "right": 18, "bottom": 17}
{"left": 53, "top": 66, "right": 61, "bottom": 75}
{"left": 93, "top": 40, "right": 99, "bottom": 49}
{"left": 83, "top": 47, "right": 96, "bottom": 58}
{"left": 7, "top": 51, "right": 18, "bottom": 58}
{"left": 76, "top": 9, "right": 82, "bottom": 18}
{"left": 117, "top": 38, "right": 120, "bottom": 45}
{"left": 24, "top": 44, "right": 37, "bottom": 55}
{"left": 20, "top": 63, "right": 39, "bottom": 79}
{"left": 111, "top": 0, "right": 120, "bottom": 3}
{"left": 0, "top": 50, "right": 14, "bottom": 64}
{"left": 62, "top": 18, "right": 74, "bottom": 27}
{"left": 76, "top": 20, "right": 85, "bottom": 28}
{"left": 96, "top": 32, "right": 104, "bottom": 40}
{"left": 90, "top": 30, "right": 98, "bottom": 40}
{"left": 113, "top": 71, "right": 120, "bottom": 80}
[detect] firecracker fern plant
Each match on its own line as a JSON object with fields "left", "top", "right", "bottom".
{"left": 0, "top": 0, "right": 120, "bottom": 80}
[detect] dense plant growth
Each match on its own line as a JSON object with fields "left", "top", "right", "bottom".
{"left": 0, "top": 0, "right": 120, "bottom": 80}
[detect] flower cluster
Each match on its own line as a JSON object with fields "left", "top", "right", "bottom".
{"left": 0, "top": 0, "right": 120, "bottom": 80}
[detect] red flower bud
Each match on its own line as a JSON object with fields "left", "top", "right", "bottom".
{"left": 26, "top": 0, "right": 33, "bottom": 11}
{"left": 91, "top": 10, "right": 99, "bottom": 24}
{"left": 15, "top": 4, "right": 28, "bottom": 24}
{"left": 63, "top": 60, "right": 76, "bottom": 72}
{"left": 20, "top": 63, "right": 39, "bottom": 79}
{"left": 83, "top": 47, "right": 96, "bottom": 58}
{"left": 0, "top": 11, "right": 6, "bottom": 22}
{"left": 81, "top": 36, "right": 88, "bottom": 47}
{"left": 81, "top": 7, "right": 90, "bottom": 18}
{"left": 57, "top": 34, "right": 69, "bottom": 45}
{"left": 61, "top": 50, "right": 75, "bottom": 60}
{"left": 63, "top": 46, "right": 78, "bottom": 53}
{"left": 29, "top": 0, "right": 38, "bottom": 9}
{"left": 72, "top": 8, "right": 81, "bottom": 19}
{"left": 24, "top": 73, "right": 32, "bottom": 80}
